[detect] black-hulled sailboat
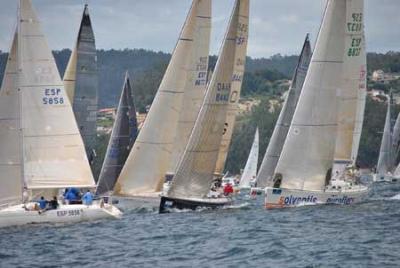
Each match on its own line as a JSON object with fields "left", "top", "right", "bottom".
{"left": 159, "top": 0, "right": 249, "bottom": 213}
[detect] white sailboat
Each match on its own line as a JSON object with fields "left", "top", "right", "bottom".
{"left": 238, "top": 128, "right": 259, "bottom": 190}
{"left": 256, "top": 35, "right": 312, "bottom": 191}
{"left": 374, "top": 95, "right": 399, "bottom": 182}
{"left": 159, "top": 0, "right": 249, "bottom": 213}
{"left": 114, "top": 0, "right": 211, "bottom": 202}
{"left": 0, "top": 0, "right": 121, "bottom": 228}
{"left": 265, "top": 0, "right": 369, "bottom": 208}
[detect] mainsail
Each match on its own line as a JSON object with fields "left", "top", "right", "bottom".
{"left": 239, "top": 127, "right": 259, "bottom": 188}
{"left": 256, "top": 35, "right": 312, "bottom": 188}
{"left": 0, "top": 30, "right": 22, "bottom": 206}
{"left": 96, "top": 73, "right": 138, "bottom": 195}
{"left": 18, "top": 0, "right": 95, "bottom": 189}
{"left": 274, "top": 0, "right": 347, "bottom": 191}
{"left": 115, "top": 0, "right": 211, "bottom": 196}
{"left": 376, "top": 97, "right": 393, "bottom": 176}
{"left": 167, "top": 0, "right": 211, "bottom": 175}
{"left": 64, "top": 4, "right": 98, "bottom": 163}
{"left": 167, "top": 0, "right": 249, "bottom": 199}
{"left": 333, "top": 0, "right": 366, "bottom": 174}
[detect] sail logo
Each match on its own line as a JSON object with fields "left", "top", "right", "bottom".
{"left": 43, "top": 88, "right": 65, "bottom": 105}
{"left": 279, "top": 195, "right": 317, "bottom": 205}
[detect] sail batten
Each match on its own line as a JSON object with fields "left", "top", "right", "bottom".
{"left": 115, "top": 0, "right": 211, "bottom": 196}
{"left": 256, "top": 35, "right": 312, "bottom": 188}
{"left": 275, "top": 0, "right": 347, "bottom": 191}
{"left": 167, "top": 0, "right": 249, "bottom": 199}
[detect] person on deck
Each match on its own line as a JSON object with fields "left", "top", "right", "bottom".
{"left": 223, "top": 183, "right": 234, "bottom": 196}
{"left": 37, "top": 196, "right": 47, "bottom": 211}
{"left": 49, "top": 196, "right": 59, "bottom": 210}
{"left": 65, "top": 188, "right": 80, "bottom": 204}
{"left": 82, "top": 190, "right": 93, "bottom": 206}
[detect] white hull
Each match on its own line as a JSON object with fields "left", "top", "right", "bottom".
{"left": 265, "top": 185, "right": 369, "bottom": 208}
{"left": 0, "top": 201, "right": 122, "bottom": 228}
{"left": 373, "top": 174, "right": 399, "bottom": 183}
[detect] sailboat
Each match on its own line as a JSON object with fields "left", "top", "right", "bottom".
{"left": 0, "top": 0, "right": 121, "bottom": 228}
{"left": 238, "top": 128, "right": 259, "bottom": 190}
{"left": 63, "top": 4, "right": 98, "bottom": 166}
{"left": 96, "top": 73, "right": 138, "bottom": 196}
{"left": 374, "top": 95, "right": 399, "bottom": 182}
{"left": 264, "top": 0, "right": 369, "bottom": 208}
{"left": 159, "top": 0, "right": 249, "bottom": 213}
{"left": 114, "top": 0, "right": 211, "bottom": 202}
{"left": 256, "top": 34, "right": 312, "bottom": 191}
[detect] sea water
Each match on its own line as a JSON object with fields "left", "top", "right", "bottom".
{"left": 0, "top": 182, "right": 399, "bottom": 267}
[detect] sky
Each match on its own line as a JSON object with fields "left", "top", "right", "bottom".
{"left": 0, "top": 0, "right": 399, "bottom": 58}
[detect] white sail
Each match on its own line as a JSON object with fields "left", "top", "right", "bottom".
{"left": 391, "top": 109, "right": 400, "bottom": 159}
{"left": 333, "top": 0, "right": 366, "bottom": 173}
{"left": 0, "top": 30, "right": 22, "bottom": 206}
{"left": 239, "top": 128, "right": 258, "bottom": 188}
{"left": 19, "top": 0, "right": 95, "bottom": 189}
{"left": 63, "top": 45, "right": 77, "bottom": 103}
{"left": 168, "top": 0, "right": 211, "bottom": 174}
{"left": 274, "top": 0, "right": 347, "bottom": 191}
{"left": 256, "top": 35, "right": 312, "bottom": 188}
{"left": 376, "top": 97, "right": 392, "bottom": 176}
{"left": 115, "top": 0, "right": 211, "bottom": 196}
{"left": 167, "top": 0, "right": 249, "bottom": 199}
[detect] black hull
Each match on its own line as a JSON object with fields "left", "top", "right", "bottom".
{"left": 159, "top": 196, "right": 231, "bottom": 213}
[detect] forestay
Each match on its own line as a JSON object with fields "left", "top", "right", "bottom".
{"left": 64, "top": 4, "right": 99, "bottom": 162}
{"left": 256, "top": 35, "right": 312, "bottom": 188}
{"left": 96, "top": 73, "right": 138, "bottom": 195}
{"left": 0, "top": 30, "right": 22, "bottom": 206}
{"left": 333, "top": 0, "right": 366, "bottom": 171}
{"left": 239, "top": 128, "right": 259, "bottom": 188}
{"left": 115, "top": 0, "right": 211, "bottom": 196}
{"left": 19, "top": 0, "right": 95, "bottom": 189}
{"left": 274, "top": 0, "right": 346, "bottom": 191}
{"left": 167, "top": 0, "right": 249, "bottom": 199}
{"left": 168, "top": 0, "right": 211, "bottom": 175}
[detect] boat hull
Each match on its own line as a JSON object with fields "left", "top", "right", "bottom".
{"left": 0, "top": 202, "right": 122, "bottom": 228}
{"left": 373, "top": 174, "right": 399, "bottom": 183}
{"left": 159, "top": 196, "right": 232, "bottom": 213}
{"left": 264, "top": 186, "right": 369, "bottom": 208}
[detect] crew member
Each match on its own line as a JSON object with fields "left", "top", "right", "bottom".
{"left": 223, "top": 183, "right": 234, "bottom": 196}
{"left": 49, "top": 196, "right": 59, "bottom": 210}
{"left": 82, "top": 190, "right": 93, "bottom": 206}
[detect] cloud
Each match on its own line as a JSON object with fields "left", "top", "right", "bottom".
{"left": 0, "top": 0, "right": 398, "bottom": 58}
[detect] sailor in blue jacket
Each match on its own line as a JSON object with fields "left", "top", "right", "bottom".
{"left": 82, "top": 190, "right": 93, "bottom": 205}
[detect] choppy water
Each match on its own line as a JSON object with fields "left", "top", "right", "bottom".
{"left": 1, "top": 182, "right": 400, "bottom": 268}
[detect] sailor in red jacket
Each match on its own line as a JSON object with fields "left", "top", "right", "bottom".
{"left": 223, "top": 183, "right": 234, "bottom": 196}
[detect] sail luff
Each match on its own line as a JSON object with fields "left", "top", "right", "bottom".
{"left": 115, "top": 0, "right": 208, "bottom": 196}
{"left": 18, "top": 0, "right": 95, "bottom": 190}
{"left": 239, "top": 127, "right": 258, "bottom": 188}
{"left": 71, "top": 4, "right": 99, "bottom": 164}
{"left": 167, "top": 0, "right": 249, "bottom": 199}
{"left": 256, "top": 35, "right": 312, "bottom": 188}
{"left": 96, "top": 73, "right": 138, "bottom": 195}
{"left": 275, "top": 0, "right": 347, "bottom": 191}
{"left": 333, "top": 0, "right": 366, "bottom": 169}
{"left": 376, "top": 97, "right": 393, "bottom": 176}
{"left": 168, "top": 0, "right": 211, "bottom": 174}
{"left": 63, "top": 45, "right": 78, "bottom": 103}
{"left": 0, "top": 28, "right": 23, "bottom": 206}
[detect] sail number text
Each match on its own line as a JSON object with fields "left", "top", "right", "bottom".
{"left": 216, "top": 83, "right": 231, "bottom": 102}
{"left": 43, "top": 88, "right": 64, "bottom": 105}
{"left": 347, "top": 13, "right": 363, "bottom": 57}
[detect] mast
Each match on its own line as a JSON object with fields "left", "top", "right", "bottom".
{"left": 167, "top": 0, "right": 249, "bottom": 200}
{"left": 256, "top": 35, "right": 312, "bottom": 188}
{"left": 239, "top": 127, "right": 259, "bottom": 188}
{"left": 274, "top": 0, "right": 347, "bottom": 191}
{"left": 114, "top": 0, "right": 211, "bottom": 196}
{"left": 96, "top": 73, "right": 138, "bottom": 195}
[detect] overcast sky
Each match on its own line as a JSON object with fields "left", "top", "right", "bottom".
{"left": 0, "top": 0, "right": 399, "bottom": 58}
